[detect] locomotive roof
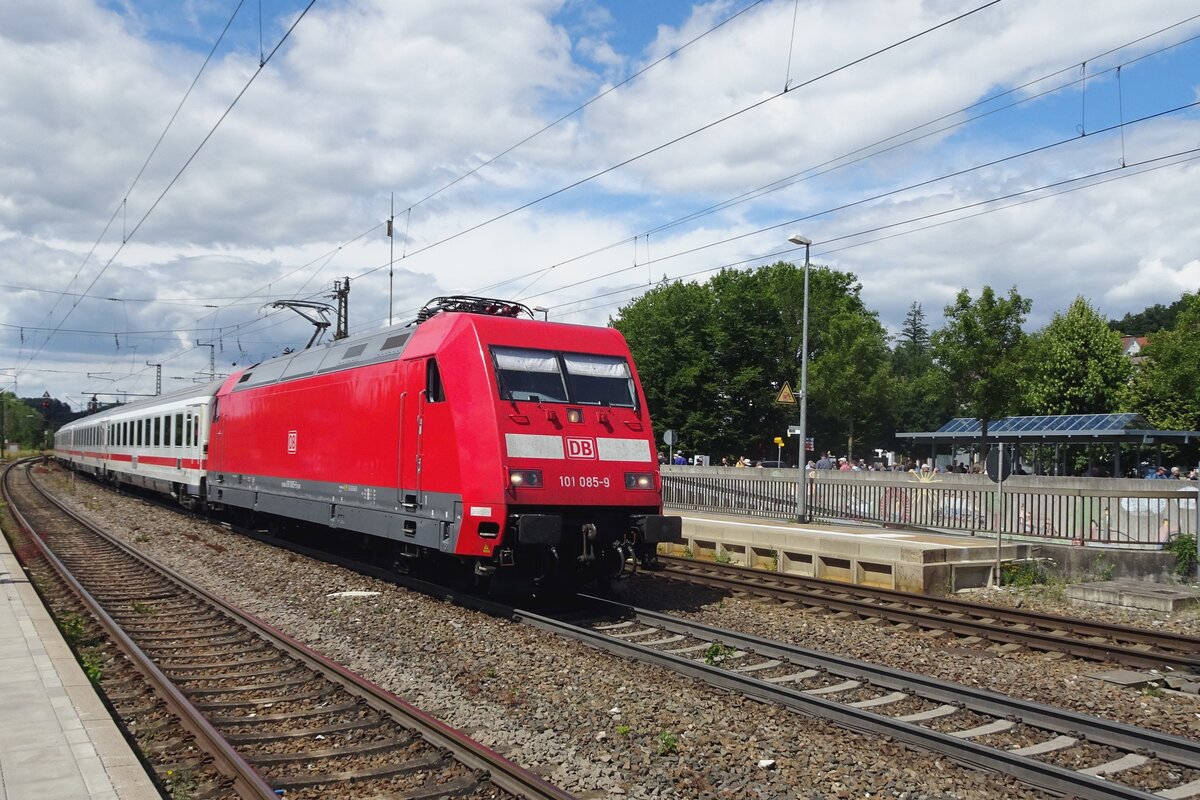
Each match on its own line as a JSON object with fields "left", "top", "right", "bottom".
{"left": 232, "top": 309, "right": 621, "bottom": 394}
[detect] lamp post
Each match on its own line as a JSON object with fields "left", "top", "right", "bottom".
{"left": 788, "top": 233, "right": 812, "bottom": 523}
{"left": 533, "top": 306, "right": 549, "bottom": 321}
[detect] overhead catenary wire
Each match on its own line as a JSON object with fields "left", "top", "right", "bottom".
{"left": 262, "top": 85, "right": 1199, "bottom": 346}
{"left": 472, "top": 17, "right": 1200, "bottom": 305}
{"left": 16, "top": 0, "right": 319, "bottom": 378}
{"left": 40, "top": 36, "right": 1194, "bottom": 386}
{"left": 552, "top": 146, "right": 1200, "bottom": 319}
{"left": 402, "top": 0, "right": 768, "bottom": 215}
{"left": 20, "top": 4, "right": 1200, "bottom": 399}
{"left": 349, "top": 0, "right": 1003, "bottom": 287}
{"left": 508, "top": 97, "right": 1200, "bottom": 307}
{"left": 35, "top": 124, "right": 1192, "bottom": 394}
{"left": 88, "top": 0, "right": 1007, "bottom": 376}
{"left": 28, "top": 0, "right": 249, "bottom": 346}
{"left": 14, "top": 13, "right": 1190, "bottom": 330}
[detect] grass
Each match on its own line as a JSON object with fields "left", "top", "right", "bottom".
{"left": 57, "top": 613, "right": 88, "bottom": 647}
{"left": 1089, "top": 552, "right": 1115, "bottom": 582}
{"left": 165, "top": 768, "right": 198, "bottom": 800}
{"left": 656, "top": 731, "right": 678, "bottom": 755}
{"left": 703, "top": 641, "right": 735, "bottom": 666}
{"left": 1001, "top": 560, "right": 1052, "bottom": 587}
{"left": 1001, "top": 559, "right": 1070, "bottom": 602}
{"left": 713, "top": 550, "right": 732, "bottom": 565}
{"left": 616, "top": 724, "right": 631, "bottom": 736}
{"left": 130, "top": 601, "right": 156, "bottom": 615}
{"left": 79, "top": 650, "right": 103, "bottom": 683}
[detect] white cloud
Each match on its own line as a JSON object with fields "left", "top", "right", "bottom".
{"left": 3, "top": 0, "right": 1200, "bottom": 405}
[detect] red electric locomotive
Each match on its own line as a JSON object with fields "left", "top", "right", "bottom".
{"left": 205, "top": 296, "right": 681, "bottom": 590}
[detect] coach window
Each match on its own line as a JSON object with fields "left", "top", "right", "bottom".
{"left": 153, "top": 417, "right": 161, "bottom": 447}
{"left": 185, "top": 415, "right": 192, "bottom": 448}
{"left": 426, "top": 359, "right": 445, "bottom": 403}
{"left": 174, "top": 414, "right": 182, "bottom": 447}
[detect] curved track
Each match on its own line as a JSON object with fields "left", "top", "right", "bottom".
{"left": 656, "top": 554, "right": 1200, "bottom": 672}
{"left": 4, "top": 461, "right": 574, "bottom": 800}
{"left": 520, "top": 595, "right": 1200, "bottom": 800}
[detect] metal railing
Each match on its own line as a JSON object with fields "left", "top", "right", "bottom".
{"left": 662, "top": 467, "right": 1198, "bottom": 547}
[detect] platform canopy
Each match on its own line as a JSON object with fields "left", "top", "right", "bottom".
{"left": 898, "top": 413, "right": 1199, "bottom": 445}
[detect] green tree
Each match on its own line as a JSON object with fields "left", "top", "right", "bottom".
{"left": 613, "top": 261, "right": 894, "bottom": 461}
{"left": 613, "top": 280, "right": 719, "bottom": 457}
{"left": 1, "top": 393, "right": 46, "bottom": 450}
{"left": 705, "top": 265, "right": 797, "bottom": 457}
{"left": 898, "top": 302, "right": 930, "bottom": 350}
{"left": 1021, "top": 296, "right": 1130, "bottom": 415}
{"left": 931, "top": 286, "right": 1031, "bottom": 452}
{"left": 890, "top": 302, "right": 956, "bottom": 437}
{"left": 807, "top": 307, "right": 895, "bottom": 460}
{"left": 1123, "top": 293, "right": 1200, "bottom": 434}
{"left": 1109, "top": 297, "right": 1188, "bottom": 336}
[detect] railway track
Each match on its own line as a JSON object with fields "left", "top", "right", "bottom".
{"left": 3, "top": 460, "right": 575, "bottom": 800}
{"left": 656, "top": 554, "right": 1200, "bottom": 672}
{"left": 29, "top": 465, "right": 1200, "bottom": 798}
{"left": 521, "top": 595, "right": 1200, "bottom": 800}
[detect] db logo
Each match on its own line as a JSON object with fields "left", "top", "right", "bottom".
{"left": 565, "top": 437, "right": 596, "bottom": 460}
{"left": 287, "top": 430, "right": 298, "bottom": 454}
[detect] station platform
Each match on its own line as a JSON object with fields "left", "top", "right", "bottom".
{"left": 662, "top": 510, "right": 1030, "bottom": 594}
{"left": 0, "top": 532, "right": 159, "bottom": 799}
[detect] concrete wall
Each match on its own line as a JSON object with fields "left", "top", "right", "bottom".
{"left": 1031, "top": 543, "right": 1180, "bottom": 583}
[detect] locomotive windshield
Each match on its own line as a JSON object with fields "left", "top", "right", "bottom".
{"left": 492, "top": 346, "right": 636, "bottom": 407}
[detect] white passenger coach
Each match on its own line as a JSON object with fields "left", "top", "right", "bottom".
{"left": 55, "top": 381, "right": 220, "bottom": 509}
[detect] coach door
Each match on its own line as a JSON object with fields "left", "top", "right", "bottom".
{"left": 398, "top": 359, "right": 425, "bottom": 510}
{"left": 187, "top": 404, "right": 205, "bottom": 470}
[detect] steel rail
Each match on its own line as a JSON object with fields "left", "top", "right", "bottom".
{"left": 2, "top": 461, "right": 280, "bottom": 800}
{"left": 511, "top": 595, "right": 1200, "bottom": 800}
{"left": 659, "top": 555, "right": 1200, "bottom": 672}
{"left": 19, "top": 462, "right": 575, "bottom": 800}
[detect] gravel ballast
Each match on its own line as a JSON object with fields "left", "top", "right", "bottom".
{"left": 38, "top": 469, "right": 1200, "bottom": 798}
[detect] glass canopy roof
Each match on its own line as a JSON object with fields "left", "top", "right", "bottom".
{"left": 935, "top": 413, "right": 1150, "bottom": 436}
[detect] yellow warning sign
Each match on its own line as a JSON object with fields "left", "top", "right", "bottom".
{"left": 776, "top": 382, "right": 797, "bottom": 404}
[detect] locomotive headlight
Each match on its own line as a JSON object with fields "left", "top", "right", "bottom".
{"left": 566, "top": 407, "right": 583, "bottom": 424}
{"left": 509, "top": 469, "right": 543, "bottom": 488}
{"left": 625, "top": 472, "right": 655, "bottom": 490}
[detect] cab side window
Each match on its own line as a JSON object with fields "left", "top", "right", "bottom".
{"left": 426, "top": 359, "right": 445, "bottom": 403}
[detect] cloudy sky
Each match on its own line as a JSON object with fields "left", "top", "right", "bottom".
{"left": 2, "top": 0, "right": 1198, "bottom": 409}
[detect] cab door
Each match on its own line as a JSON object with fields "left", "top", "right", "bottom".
{"left": 398, "top": 359, "right": 425, "bottom": 509}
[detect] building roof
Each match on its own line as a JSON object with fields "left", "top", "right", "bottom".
{"left": 898, "top": 413, "right": 1199, "bottom": 443}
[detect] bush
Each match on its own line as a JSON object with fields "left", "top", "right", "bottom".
{"left": 1001, "top": 561, "right": 1049, "bottom": 587}
{"left": 1165, "top": 533, "right": 1197, "bottom": 580}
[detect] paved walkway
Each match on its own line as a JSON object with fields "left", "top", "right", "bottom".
{"left": 0, "top": 527, "right": 160, "bottom": 799}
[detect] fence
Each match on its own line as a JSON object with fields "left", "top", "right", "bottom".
{"left": 661, "top": 467, "right": 1199, "bottom": 547}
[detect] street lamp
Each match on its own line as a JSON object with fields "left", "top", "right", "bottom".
{"left": 788, "top": 233, "right": 812, "bottom": 523}
{"left": 532, "top": 306, "right": 549, "bottom": 321}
